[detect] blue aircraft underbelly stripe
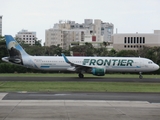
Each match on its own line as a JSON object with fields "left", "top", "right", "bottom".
{"left": 40, "top": 66, "right": 50, "bottom": 68}
{"left": 40, "top": 66, "right": 69, "bottom": 68}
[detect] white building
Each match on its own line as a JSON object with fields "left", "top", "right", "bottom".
{"left": 45, "top": 28, "right": 63, "bottom": 48}
{"left": 0, "top": 16, "right": 2, "bottom": 36}
{"left": 112, "top": 30, "right": 160, "bottom": 51}
{"left": 45, "top": 28, "right": 85, "bottom": 50}
{"left": 16, "top": 30, "right": 36, "bottom": 45}
{"left": 45, "top": 19, "right": 114, "bottom": 49}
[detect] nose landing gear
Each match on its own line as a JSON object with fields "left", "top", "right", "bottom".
{"left": 139, "top": 72, "right": 143, "bottom": 79}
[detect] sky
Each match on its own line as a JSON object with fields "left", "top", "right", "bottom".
{"left": 0, "top": 0, "right": 160, "bottom": 45}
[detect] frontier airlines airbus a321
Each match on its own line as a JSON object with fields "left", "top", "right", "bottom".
{"left": 2, "top": 35, "right": 159, "bottom": 79}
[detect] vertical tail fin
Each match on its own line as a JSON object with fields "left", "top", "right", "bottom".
{"left": 4, "top": 35, "right": 29, "bottom": 64}
{"left": 5, "top": 35, "right": 28, "bottom": 56}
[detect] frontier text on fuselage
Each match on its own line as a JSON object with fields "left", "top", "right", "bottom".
{"left": 83, "top": 59, "right": 134, "bottom": 66}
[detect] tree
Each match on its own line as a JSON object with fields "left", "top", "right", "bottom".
{"left": 103, "top": 41, "right": 110, "bottom": 47}
{"left": 71, "top": 42, "right": 95, "bottom": 56}
{"left": 84, "top": 42, "right": 95, "bottom": 56}
{"left": 95, "top": 47, "right": 108, "bottom": 56}
{"left": 138, "top": 46, "right": 159, "bottom": 63}
{"left": 116, "top": 50, "right": 138, "bottom": 57}
{"left": 108, "top": 49, "right": 117, "bottom": 56}
{"left": 34, "top": 37, "right": 42, "bottom": 47}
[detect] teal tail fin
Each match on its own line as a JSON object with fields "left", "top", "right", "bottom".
{"left": 4, "top": 35, "right": 29, "bottom": 64}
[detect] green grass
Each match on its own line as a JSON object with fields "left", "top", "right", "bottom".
{"left": 0, "top": 73, "right": 160, "bottom": 93}
{"left": 0, "top": 73, "right": 160, "bottom": 78}
{"left": 0, "top": 81, "right": 160, "bottom": 93}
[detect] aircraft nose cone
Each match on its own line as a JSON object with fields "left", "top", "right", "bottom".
{"left": 155, "top": 64, "right": 159, "bottom": 70}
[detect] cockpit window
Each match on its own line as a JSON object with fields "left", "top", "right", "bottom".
{"left": 148, "top": 61, "right": 153, "bottom": 64}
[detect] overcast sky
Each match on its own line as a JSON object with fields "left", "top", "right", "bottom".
{"left": 0, "top": 0, "right": 160, "bottom": 44}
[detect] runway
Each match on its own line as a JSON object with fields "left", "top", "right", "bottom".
{"left": 2, "top": 92, "right": 160, "bottom": 103}
{"left": 0, "top": 77, "right": 160, "bottom": 82}
{"left": 0, "top": 92, "right": 160, "bottom": 120}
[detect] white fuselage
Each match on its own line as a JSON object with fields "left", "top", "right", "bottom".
{"left": 23, "top": 56, "right": 159, "bottom": 73}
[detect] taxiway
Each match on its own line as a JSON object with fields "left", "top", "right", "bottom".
{"left": 0, "top": 92, "right": 160, "bottom": 120}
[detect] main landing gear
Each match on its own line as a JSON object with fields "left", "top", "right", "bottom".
{"left": 139, "top": 72, "right": 143, "bottom": 79}
{"left": 78, "top": 73, "right": 84, "bottom": 78}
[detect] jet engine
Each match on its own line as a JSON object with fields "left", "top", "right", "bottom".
{"left": 92, "top": 68, "right": 105, "bottom": 76}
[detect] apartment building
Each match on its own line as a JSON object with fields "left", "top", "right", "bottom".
{"left": 45, "top": 28, "right": 86, "bottom": 49}
{"left": 45, "top": 19, "right": 114, "bottom": 49}
{"left": 0, "top": 16, "right": 2, "bottom": 36}
{"left": 45, "top": 28, "right": 63, "bottom": 48}
{"left": 112, "top": 30, "right": 160, "bottom": 51}
{"left": 16, "top": 30, "right": 36, "bottom": 45}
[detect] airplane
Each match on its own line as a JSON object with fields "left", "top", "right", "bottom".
{"left": 2, "top": 35, "right": 159, "bottom": 79}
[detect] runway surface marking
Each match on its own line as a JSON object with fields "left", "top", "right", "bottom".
{"left": 0, "top": 93, "right": 7, "bottom": 100}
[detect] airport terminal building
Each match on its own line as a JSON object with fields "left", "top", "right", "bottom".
{"left": 112, "top": 30, "right": 160, "bottom": 51}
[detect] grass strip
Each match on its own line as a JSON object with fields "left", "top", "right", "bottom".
{"left": 0, "top": 73, "right": 160, "bottom": 78}
{"left": 0, "top": 81, "right": 160, "bottom": 93}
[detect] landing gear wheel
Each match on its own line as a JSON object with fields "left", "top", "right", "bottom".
{"left": 139, "top": 72, "right": 143, "bottom": 79}
{"left": 78, "top": 73, "right": 84, "bottom": 78}
{"left": 139, "top": 75, "right": 143, "bottom": 79}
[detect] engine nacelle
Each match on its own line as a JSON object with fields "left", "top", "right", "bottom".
{"left": 92, "top": 68, "right": 105, "bottom": 76}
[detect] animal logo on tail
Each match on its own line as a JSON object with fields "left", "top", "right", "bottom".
{"left": 7, "top": 40, "right": 23, "bottom": 64}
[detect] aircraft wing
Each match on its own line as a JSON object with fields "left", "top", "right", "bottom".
{"left": 61, "top": 53, "right": 93, "bottom": 72}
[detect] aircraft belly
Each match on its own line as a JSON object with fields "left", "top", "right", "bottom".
{"left": 38, "top": 64, "right": 69, "bottom": 71}
{"left": 106, "top": 66, "right": 140, "bottom": 72}
{"left": 39, "top": 67, "right": 68, "bottom": 71}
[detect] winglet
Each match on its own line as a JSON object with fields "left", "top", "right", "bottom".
{"left": 61, "top": 53, "right": 70, "bottom": 64}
